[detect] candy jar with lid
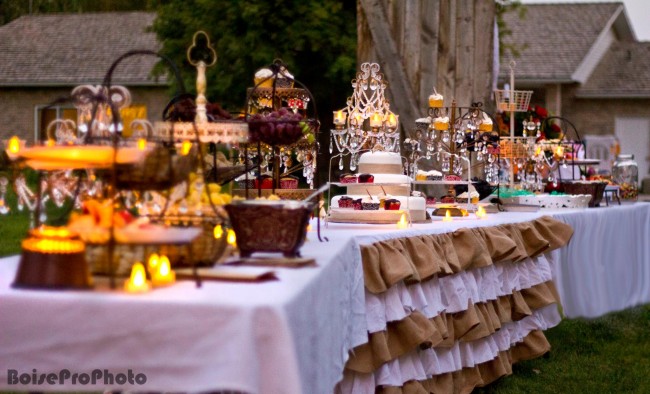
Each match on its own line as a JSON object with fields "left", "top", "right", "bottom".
{"left": 612, "top": 154, "right": 638, "bottom": 201}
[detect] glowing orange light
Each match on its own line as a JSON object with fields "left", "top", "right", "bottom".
{"left": 213, "top": 224, "right": 224, "bottom": 239}
{"left": 124, "top": 262, "right": 151, "bottom": 293}
{"left": 181, "top": 140, "right": 192, "bottom": 156}
{"left": 226, "top": 229, "right": 237, "bottom": 247}
{"left": 151, "top": 255, "right": 175, "bottom": 287}
{"left": 137, "top": 138, "right": 147, "bottom": 150}
{"left": 476, "top": 206, "right": 487, "bottom": 219}
{"left": 442, "top": 210, "right": 453, "bottom": 222}
{"left": 397, "top": 213, "right": 408, "bottom": 229}
{"left": 8, "top": 136, "right": 20, "bottom": 154}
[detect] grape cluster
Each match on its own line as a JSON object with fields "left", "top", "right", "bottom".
{"left": 248, "top": 108, "right": 312, "bottom": 145}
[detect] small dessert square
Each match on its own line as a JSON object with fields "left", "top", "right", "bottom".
{"left": 358, "top": 173, "right": 375, "bottom": 183}
{"left": 338, "top": 196, "right": 354, "bottom": 209}
{"left": 339, "top": 174, "right": 358, "bottom": 184}
{"left": 384, "top": 199, "right": 401, "bottom": 210}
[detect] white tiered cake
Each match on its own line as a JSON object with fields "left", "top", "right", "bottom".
{"left": 329, "top": 151, "right": 427, "bottom": 223}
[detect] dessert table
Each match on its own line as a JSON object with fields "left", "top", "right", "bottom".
{"left": 1, "top": 203, "right": 649, "bottom": 393}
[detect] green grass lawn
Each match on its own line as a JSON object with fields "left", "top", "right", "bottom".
{"left": 478, "top": 304, "right": 650, "bottom": 393}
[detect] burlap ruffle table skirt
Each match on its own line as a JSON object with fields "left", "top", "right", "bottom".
{"left": 337, "top": 216, "right": 573, "bottom": 394}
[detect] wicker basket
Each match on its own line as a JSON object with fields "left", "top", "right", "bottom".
{"left": 115, "top": 145, "right": 197, "bottom": 191}
{"left": 157, "top": 217, "right": 231, "bottom": 267}
{"left": 494, "top": 89, "right": 533, "bottom": 112}
{"left": 499, "top": 139, "right": 531, "bottom": 159}
{"left": 561, "top": 181, "right": 607, "bottom": 207}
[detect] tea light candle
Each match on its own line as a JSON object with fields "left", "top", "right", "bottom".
{"left": 442, "top": 210, "right": 453, "bottom": 222}
{"left": 213, "top": 224, "right": 224, "bottom": 239}
{"left": 369, "top": 112, "right": 382, "bottom": 128}
{"left": 152, "top": 255, "right": 175, "bottom": 287}
{"left": 397, "top": 213, "right": 408, "bottom": 229}
{"left": 386, "top": 113, "right": 398, "bottom": 129}
{"left": 227, "top": 229, "right": 237, "bottom": 246}
{"left": 351, "top": 111, "right": 362, "bottom": 126}
{"left": 333, "top": 110, "right": 347, "bottom": 126}
{"left": 147, "top": 253, "right": 160, "bottom": 274}
{"left": 124, "top": 262, "right": 151, "bottom": 293}
{"left": 5, "top": 136, "right": 24, "bottom": 160}
{"left": 476, "top": 206, "right": 487, "bottom": 219}
{"left": 181, "top": 140, "right": 192, "bottom": 156}
{"left": 137, "top": 138, "right": 147, "bottom": 150}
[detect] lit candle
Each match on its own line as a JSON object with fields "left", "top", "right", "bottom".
{"left": 369, "top": 112, "right": 382, "bottom": 128}
{"left": 181, "top": 140, "right": 192, "bottom": 156}
{"left": 213, "top": 224, "right": 224, "bottom": 239}
{"left": 6, "top": 136, "right": 23, "bottom": 160}
{"left": 333, "top": 110, "right": 347, "bottom": 126}
{"left": 152, "top": 255, "right": 176, "bottom": 287}
{"left": 535, "top": 146, "right": 542, "bottom": 157}
{"left": 124, "top": 262, "right": 151, "bottom": 293}
{"left": 476, "top": 206, "right": 487, "bottom": 219}
{"left": 227, "top": 229, "right": 237, "bottom": 247}
{"left": 137, "top": 138, "right": 147, "bottom": 150}
{"left": 397, "top": 213, "right": 408, "bottom": 229}
{"left": 352, "top": 111, "right": 362, "bottom": 126}
{"left": 306, "top": 223, "right": 313, "bottom": 232}
{"left": 555, "top": 145, "right": 564, "bottom": 158}
{"left": 147, "top": 253, "right": 160, "bottom": 274}
{"left": 387, "top": 113, "right": 398, "bottom": 129}
{"left": 442, "top": 210, "right": 453, "bottom": 222}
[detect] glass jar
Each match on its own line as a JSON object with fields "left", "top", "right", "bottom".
{"left": 612, "top": 154, "right": 638, "bottom": 201}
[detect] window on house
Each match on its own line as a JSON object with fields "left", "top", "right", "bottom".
{"left": 34, "top": 104, "right": 148, "bottom": 141}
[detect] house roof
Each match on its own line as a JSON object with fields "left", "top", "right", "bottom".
{"left": 577, "top": 41, "right": 650, "bottom": 98}
{"left": 499, "top": 2, "right": 631, "bottom": 84}
{"left": 0, "top": 12, "right": 165, "bottom": 87}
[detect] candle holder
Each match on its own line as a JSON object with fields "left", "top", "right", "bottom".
{"left": 330, "top": 63, "right": 400, "bottom": 171}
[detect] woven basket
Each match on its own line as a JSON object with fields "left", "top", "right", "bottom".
{"left": 115, "top": 145, "right": 197, "bottom": 191}
{"left": 157, "top": 217, "right": 231, "bottom": 267}
{"left": 499, "top": 139, "right": 530, "bottom": 159}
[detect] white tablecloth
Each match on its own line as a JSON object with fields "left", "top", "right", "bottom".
{"left": 1, "top": 203, "right": 649, "bottom": 392}
{"left": 549, "top": 202, "right": 650, "bottom": 318}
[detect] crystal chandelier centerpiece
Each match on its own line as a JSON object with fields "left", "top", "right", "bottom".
{"left": 330, "top": 62, "right": 400, "bottom": 171}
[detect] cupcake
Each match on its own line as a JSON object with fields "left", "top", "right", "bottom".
{"left": 378, "top": 192, "right": 392, "bottom": 209}
{"left": 456, "top": 191, "right": 480, "bottom": 204}
{"left": 254, "top": 68, "right": 274, "bottom": 88}
{"left": 415, "top": 170, "right": 428, "bottom": 181}
{"left": 276, "top": 67, "right": 294, "bottom": 88}
{"left": 444, "top": 174, "right": 462, "bottom": 181}
{"left": 426, "top": 170, "right": 443, "bottom": 181}
{"left": 433, "top": 116, "right": 449, "bottom": 131}
{"left": 428, "top": 92, "right": 444, "bottom": 108}
{"left": 352, "top": 198, "right": 363, "bottom": 210}
{"left": 479, "top": 116, "right": 493, "bottom": 132}
{"left": 361, "top": 196, "right": 380, "bottom": 210}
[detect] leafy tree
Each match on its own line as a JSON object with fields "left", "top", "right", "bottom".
{"left": 151, "top": 0, "right": 357, "bottom": 116}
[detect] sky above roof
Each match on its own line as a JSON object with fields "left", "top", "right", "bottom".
{"left": 520, "top": 0, "right": 650, "bottom": 41}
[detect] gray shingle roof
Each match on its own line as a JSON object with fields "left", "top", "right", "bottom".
{"left": 0, "top": 12, "right": 164, "bottom": 86}
{"left": 577, "top": 41, "right": 650, "bottom": 97}
{"left": 499, "top": 2, "right": 623, "bottom": 82}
